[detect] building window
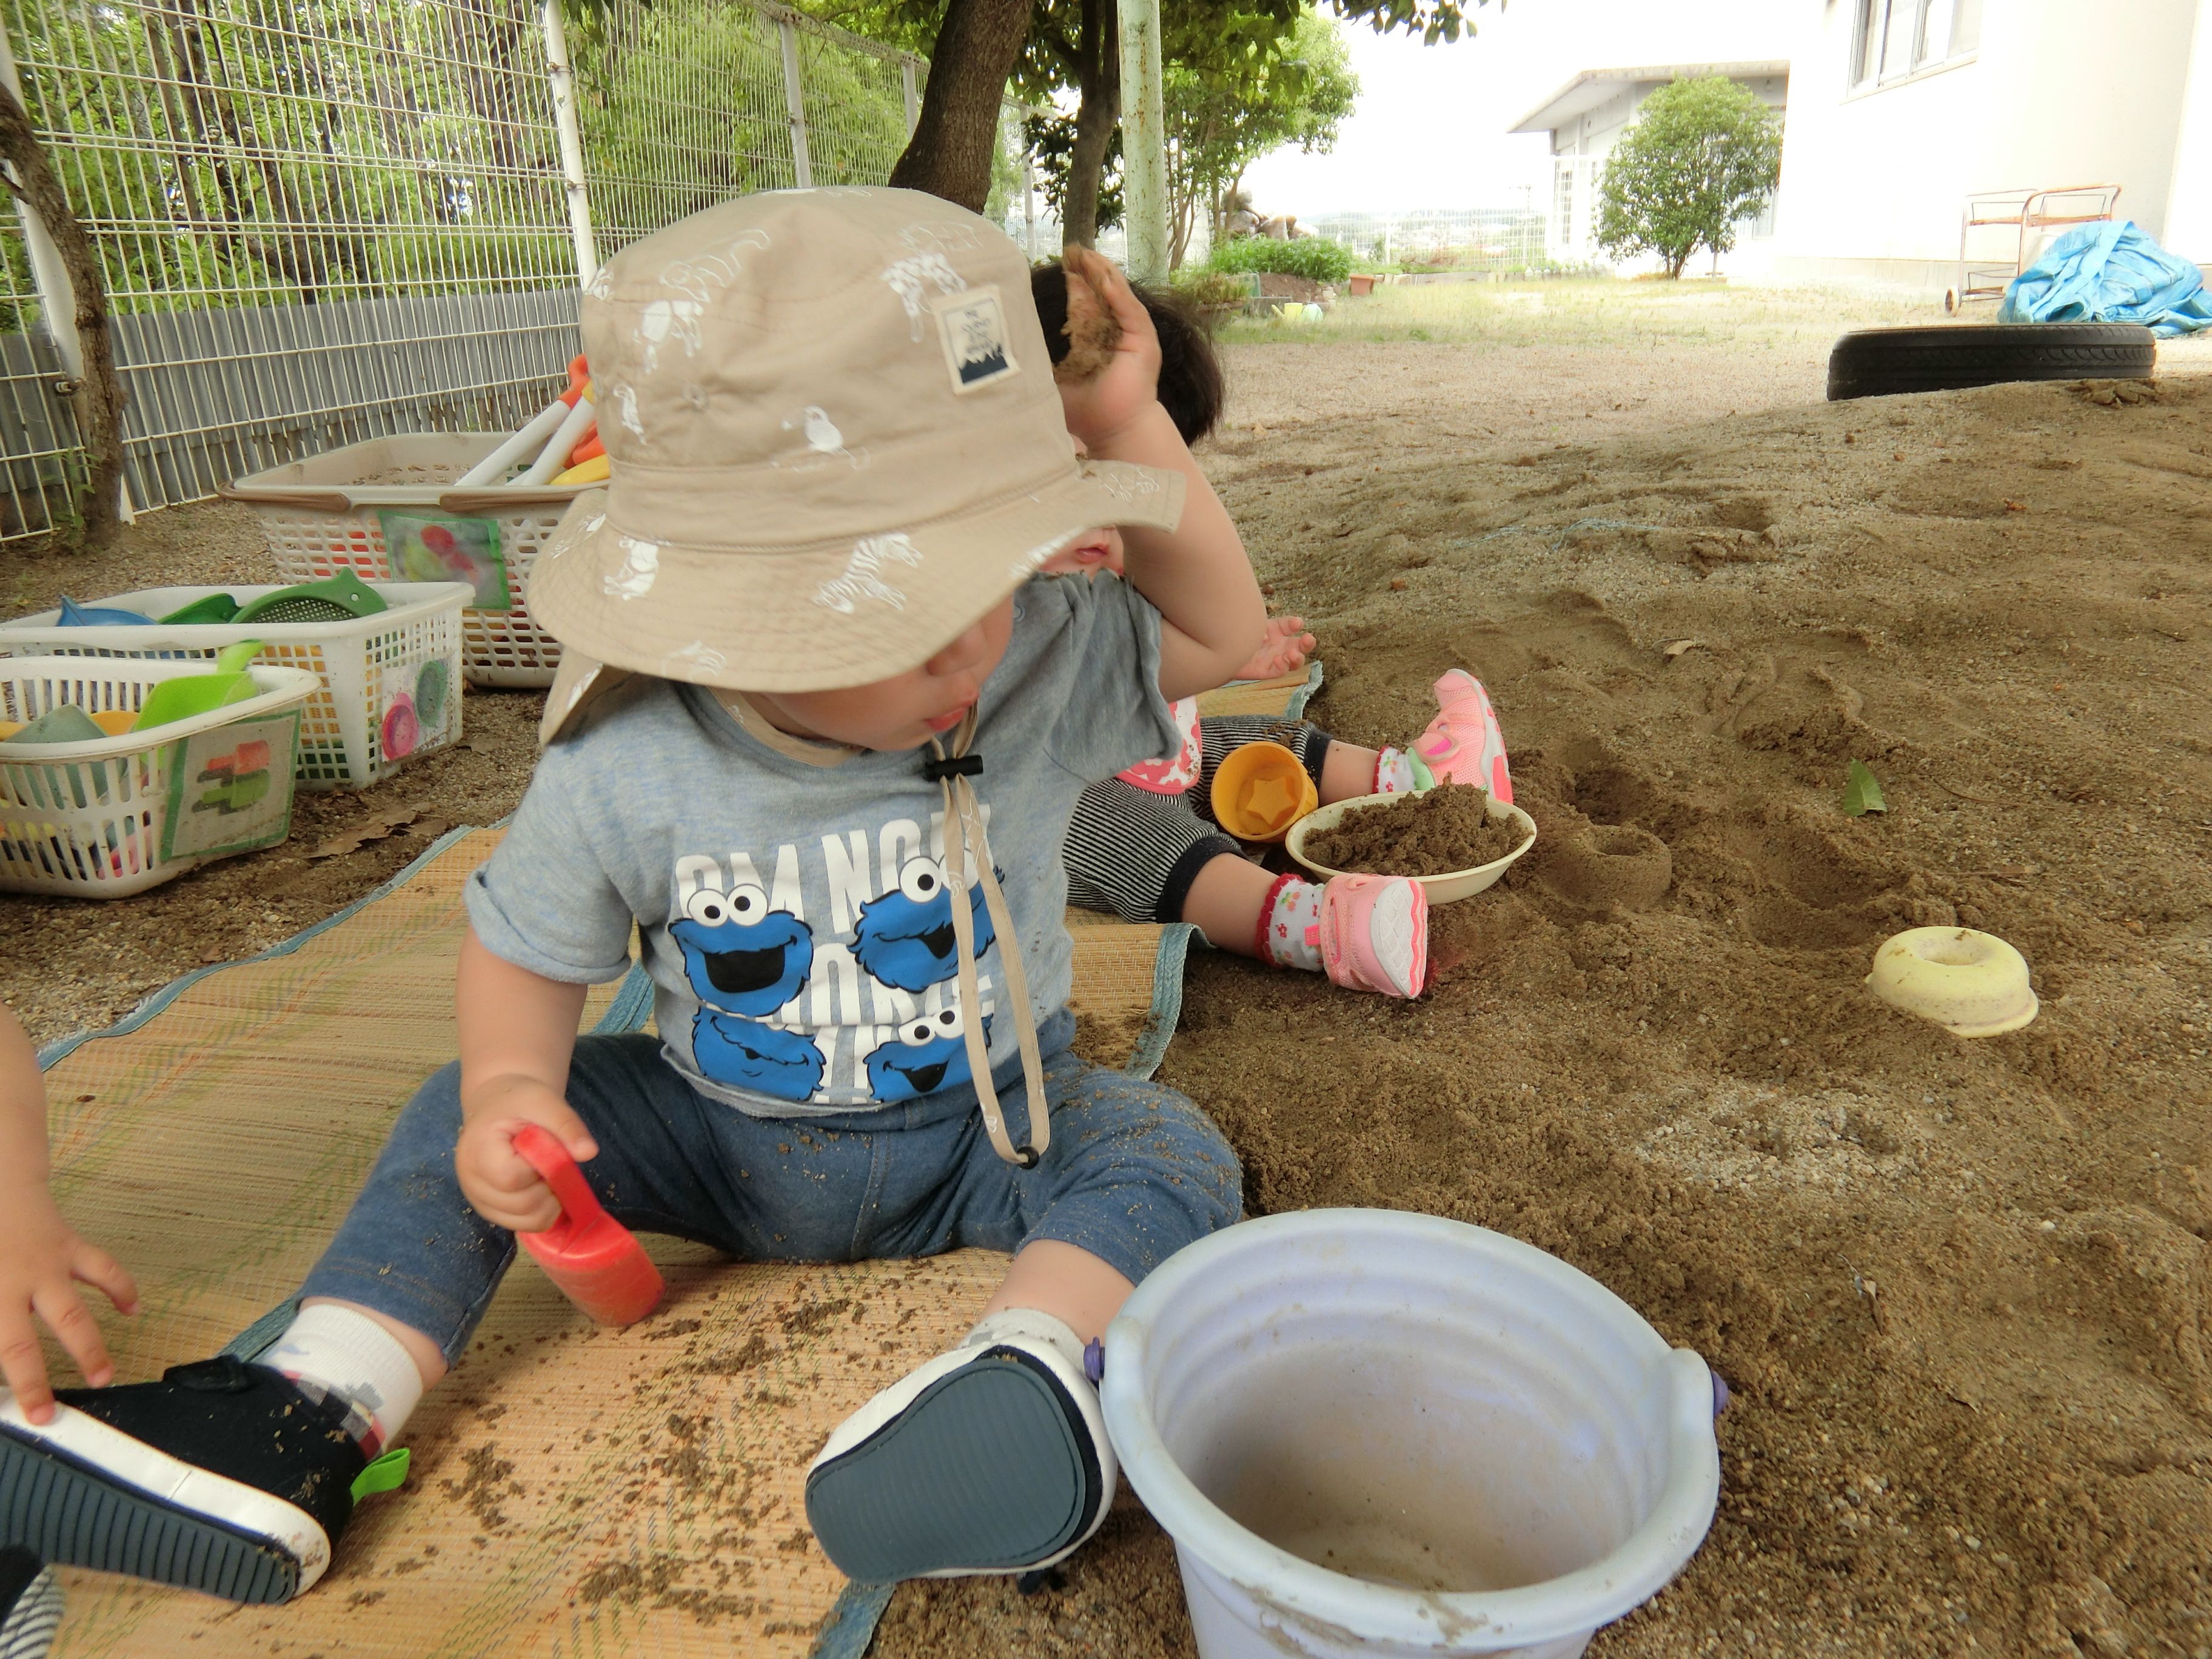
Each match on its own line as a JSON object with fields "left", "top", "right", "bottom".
{"left": 1555, "top": 160, "right": 1575, "bottom": 248}
{"left": 1850, "top": 0, "right": 1978, "bottom": 89}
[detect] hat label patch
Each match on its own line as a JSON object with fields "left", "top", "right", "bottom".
{"left": 933, "top": 286, "right": 1018, "bottom": 395}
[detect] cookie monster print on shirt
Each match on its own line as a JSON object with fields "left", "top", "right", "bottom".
{"left": 462, "top": 572, "right": 1186, "bottom": 1121}
{"left": 851, "top": 855, "right": 996, "bottom": 991}
{"left": 866, "top": 1006, "right": 988, "bottom": 1102}
{"left": 672, "top": 883, "right": 813, "bottom": 1015}
{"left": 657, "top": 814, "right": 1005, "bottom": 1106}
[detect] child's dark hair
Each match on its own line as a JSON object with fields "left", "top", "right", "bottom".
{"left": 1030, "top": 260, "right": 1225, "bottom": 447}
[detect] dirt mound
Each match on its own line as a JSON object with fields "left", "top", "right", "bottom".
{"left": 877, "top": 373, "right": 2212, "bottom": 1659}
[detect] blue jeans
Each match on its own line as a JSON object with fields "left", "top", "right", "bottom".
{"left": 297, "top": 1013, "right": 1242, "bottom": 1364}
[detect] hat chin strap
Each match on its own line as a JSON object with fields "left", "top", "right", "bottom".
{"left": 930, "top": 709, "right": 1049, "bottom": 1167}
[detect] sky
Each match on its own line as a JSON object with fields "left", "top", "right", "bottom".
{"left": 1238, "top": 0, "right": 1797, "bottom": 216}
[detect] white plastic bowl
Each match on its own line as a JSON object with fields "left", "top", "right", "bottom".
{"left": 1287, "top": 791, "right": 1538, "bottom": 904}
{"left": 1102, "top": 1210, "right": 1721, "bottom": 1659}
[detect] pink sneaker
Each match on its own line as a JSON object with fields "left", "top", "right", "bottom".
{"left": 1318, "top": 874, "right": 1429, "bottom": 999}
{"left": 1412, "top": 669, "right": 1512, "bottom": 804}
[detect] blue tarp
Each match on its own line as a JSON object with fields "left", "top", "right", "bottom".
{"left": 1999, "top": 219, "right": 2212, "bottom": 336}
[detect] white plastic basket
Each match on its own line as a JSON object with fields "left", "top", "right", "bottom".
{"left": 0, "top": 583, "right": 472, "bottom": 790}
{"left": 0, "top": 657, "right": 321, "bottom": 897}
{"left": 221, "top": 434, "right": 587, "bottom": 688}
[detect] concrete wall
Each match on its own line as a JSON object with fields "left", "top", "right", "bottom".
{"left": 2165, "top": 4, "right": 2212, "bottom": 258}
{"left": 1772, "top": 0, "right": 2204, "bottom": 291}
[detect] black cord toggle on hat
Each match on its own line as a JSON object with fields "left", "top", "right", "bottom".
{"left": 922, "top": 752, "right": 984, "bottom": 782}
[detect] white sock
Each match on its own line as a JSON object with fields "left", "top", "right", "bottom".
{"left": 263, "top": 1304, "right": 426, "bottom": 1453}
{"left": 1262, "top": 877, "right": 1326, "bottom": 973}
{"left": 1373, "top": 746, "right": 1418, "bottom": 794}
{"left": 964, "top": 1307, "right": 1088, "bottom": 1376}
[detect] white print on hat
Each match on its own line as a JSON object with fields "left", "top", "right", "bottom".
{"left": 814, "top": 532, "right": 924, "bottom": 614}
{"left": 882, "top": 253, "right": 966, "bottom": 340}
{"left": 637, "top": 297, "right": 705, "bottom": 372}
{"left": 665, "top": 640, "right": 729, "bottom": 675}
{"left": 1007, "top": 530, "right": 1082, "bottom": 581}
{"left": 898, "top": 220, "right": 990, "bottom": 259}
{"left": 636, "top": 230, "right": 771, "bottom": 369}
{"left": 1090, "top": 466, "right": 1164, "bottom": 502}
{"left": 931, "top": 286, "right": 1019, "bottom": 395}
{"left": 612, "top": 382, "right": 645, "bottom": 441}
{"left": 604, "top": 537, "right": 659, "bottom": 599}
{"left": 775, "top": 406, "right": 868, "bottom": 472}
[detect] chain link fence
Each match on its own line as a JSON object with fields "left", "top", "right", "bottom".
{"left": 0, "top": 0, "right": 1033, "bottom": 541}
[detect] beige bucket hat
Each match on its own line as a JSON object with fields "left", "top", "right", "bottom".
{"left": 526, "top": 187, "right": 1185, "bottom": 699}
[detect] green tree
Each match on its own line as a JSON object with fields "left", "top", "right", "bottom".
{"left": 1164, "top": 7, "right": 1355, "bottom": 267}
{"left": 812, "top": 0, "right": 1487, "bottom": 241}
{"left": 1024, "top": 4, "right": 1355, "bottom": 262}
{"left": 1593, "top": 75, "right": 1781, "bottom": 279}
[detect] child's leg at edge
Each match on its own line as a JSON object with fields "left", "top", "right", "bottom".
{"left": 803, "top": 1049, "right": 1239, "bottom": 1581}
{"left": 266, "top": 1033, "right": 745, "bottom": 1441}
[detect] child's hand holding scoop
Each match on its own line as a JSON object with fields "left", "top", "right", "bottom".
{"left": 509, "top": 1124, "right": 663, "bottom": 1327}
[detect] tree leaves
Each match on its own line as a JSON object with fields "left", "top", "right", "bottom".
{"left": 1594, "top": 76, "right": 1784, "bottom": 277}
{"left": 1844, "top": 760, "right": 1888, "bottom": 817}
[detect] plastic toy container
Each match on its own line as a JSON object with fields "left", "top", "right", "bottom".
{"left": 220, "top": 434, "right": 588, "bottom": 687}
{"left": 0, "top": 656, "right": 321, "bottom": 897}
{"left": 0, "top": 582, "right": 471, "bottom": 789}
{"left": 1287, "top": 791, "right": 1540, "bottom": 905}
{"left": 1101, "top": 1209, "right": 1722, "bottom": 1659}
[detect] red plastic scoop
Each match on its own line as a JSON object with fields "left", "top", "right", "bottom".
{"left": 511, "top": 1124, "right": 664, "bottom": 1326}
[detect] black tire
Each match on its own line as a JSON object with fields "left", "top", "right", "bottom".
{"left": 1826, "top": 323, "right": 2156, "bottom": 401}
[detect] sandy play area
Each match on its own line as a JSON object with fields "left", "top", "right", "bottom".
{"left": 5, "top": 284, "right": 2211, "bottom": 1658}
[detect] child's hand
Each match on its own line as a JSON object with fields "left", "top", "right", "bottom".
{"left": 1054, "top": 246, "right": 1162, "bottom": 453}
{"left": 0, "top": 1185, "right": 138, "bottom": 1424}
{"left": 456, "top": 1090, "right": 600, "bottom": 1234}
{"left": 1233, "top": 615, "right": 1316, "bottom": 682}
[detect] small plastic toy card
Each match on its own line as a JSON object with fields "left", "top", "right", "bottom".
{"left": 161, "top": 712, "right": 300, "bottom": 862}
{"left": 378, "top": 509, "right": 511, "bottom": 611}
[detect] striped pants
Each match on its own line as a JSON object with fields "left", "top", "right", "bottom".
{"left": 1064, "top": 716, "right": 1333, "bottom": 925}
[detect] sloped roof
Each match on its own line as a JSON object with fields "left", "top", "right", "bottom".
{"left": 1508, "top": 61, "right": 1789, "bottom": 135}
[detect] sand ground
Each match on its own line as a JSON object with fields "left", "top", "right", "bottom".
{"left": 5, "top": 283, "right": 2211, "bottom": 1658}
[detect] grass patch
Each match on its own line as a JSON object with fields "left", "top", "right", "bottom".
{"left": 1216, "top": 277, "right": 1936, "bottom": 350}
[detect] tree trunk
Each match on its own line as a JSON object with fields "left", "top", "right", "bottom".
{"left": 888, "top": 0, "right": 1030, "bottom": 213}
{"left": 1059, "top": 0, "right": 1118, "bottom": 247}
{"left": 0, "top": 76, "right": 126, "bottom": 552}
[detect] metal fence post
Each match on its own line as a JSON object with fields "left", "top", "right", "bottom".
{"left": 1023, "top": 150, "right": 1038, "bottom": 260}
{"left": 540, "top": 0, "right": 598, "bottom": 286}
{"left": 901, "top": 58, "right": 919, "bottom": 137}
{"left": 779, "top": 19, "right": 814, "bottom": 189}
{"left": 1114, "top": 0, "right": 1168, "bottom": 281}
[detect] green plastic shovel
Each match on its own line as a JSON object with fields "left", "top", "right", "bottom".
{"left": 132, "top": 640, "right": 265, "bottom": 732}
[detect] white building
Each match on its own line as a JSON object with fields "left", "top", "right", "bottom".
{"left": 1509, "top": 62, "right": 1790, "bottom": 270}
{"left": 1769, "top": 0, "right": 2212, "bottom": 292}
{"left": 1501, "top": 1, "right": 2212, "bottom": 293}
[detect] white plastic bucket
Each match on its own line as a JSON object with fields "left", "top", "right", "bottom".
{"left": 1100, "top": 1210, "right": 1721, "bottom": 1659}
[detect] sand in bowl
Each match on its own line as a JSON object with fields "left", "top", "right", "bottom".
{"left": 1301, "top": 783, "right": 1529, "bottom": 877}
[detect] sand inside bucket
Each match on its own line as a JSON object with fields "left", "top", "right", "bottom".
{"left": 1170, "top": 1339, "right": 1626, "bottom": 1597}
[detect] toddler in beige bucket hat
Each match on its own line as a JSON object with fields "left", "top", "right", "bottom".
{"left": 0, "top": 189, "right": 1266, "bottom": 1612}
{"left": 529, "top": 187, "right": 1202, "bottom": 696}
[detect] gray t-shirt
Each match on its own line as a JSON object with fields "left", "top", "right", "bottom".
{"left": 466, "top": 574, "right": 1178, "bottom": 1118}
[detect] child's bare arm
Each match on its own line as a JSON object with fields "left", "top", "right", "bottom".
{"left": 0, "top": 1006, "right": 138, "bottom": 1423}
{"left": 454, "top": 931, "right": 597, "bottom": 1233}
{"left": 1058, "top": 247, "right": 1266, "bottom": 702}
